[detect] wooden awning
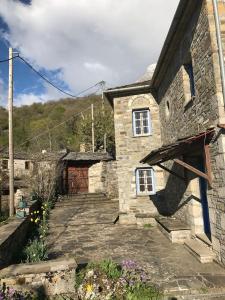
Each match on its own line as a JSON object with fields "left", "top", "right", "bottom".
{"left": 141, "top": 128, "right": 215, "bottom": 165}
{"left": 141, "top": 128, "right": 215, "bottom": 186}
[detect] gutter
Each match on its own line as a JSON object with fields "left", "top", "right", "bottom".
{"left": 104, "top": 84, "right": 151, "bottom": 94}
{"left": 212, "top": 0, "right": 225, "bottom": 107}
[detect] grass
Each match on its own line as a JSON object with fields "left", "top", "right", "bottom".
{"left": 143, "top": 223, "right": 154, "bottom": 229}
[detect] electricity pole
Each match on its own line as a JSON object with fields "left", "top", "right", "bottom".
{"left": 91, "top": 104, "right": 95, "bottom": 152}
{"left": 8, "top": 47, "right": 14, "bottom": 217}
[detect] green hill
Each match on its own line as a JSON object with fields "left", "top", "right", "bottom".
{"left": 0, "top": 94, "right": 114, "bottom": 154}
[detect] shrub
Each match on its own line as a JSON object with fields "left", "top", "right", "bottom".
{"left": 76, "top": 259, "right": 162, "bottom": 300}
{"left": 24, "top": 238, "right": 48, "bottom": 263}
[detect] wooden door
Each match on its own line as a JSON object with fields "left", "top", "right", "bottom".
{"left": 68, "top": 165, "right": 88, "bottom": 194}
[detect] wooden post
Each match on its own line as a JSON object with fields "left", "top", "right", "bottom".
{"left": 104, "top": 133, "right": 107, "bottom": 153}
{"left": 91, "top": 104, "right": 95, "bottom": 152}
{"left": 8, "top": 47, "right": 14, "bottom": 216}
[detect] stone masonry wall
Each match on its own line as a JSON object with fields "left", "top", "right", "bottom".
{"left": 156, "top": 0, "right": 225, "bottom": 263}
{"left": 88, "top": 162, "right": 104, "bottom": 193}
{"left": 88, "top": 161, "right": 118, "bottom": 198}
{"left": 113, "top": 93, "right": 164, "bottom": 224}
{"left": 104, "top": 161, "right": 119, "bottom": 199}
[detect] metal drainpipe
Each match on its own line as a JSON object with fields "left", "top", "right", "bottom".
{"left": 213, "top": 0, "right": 225, "bottom": 107}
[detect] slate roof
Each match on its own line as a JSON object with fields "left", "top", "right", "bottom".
{"left": 63, "top": 152, "right": 113, "bottom": 161}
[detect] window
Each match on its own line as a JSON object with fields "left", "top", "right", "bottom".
{"left": 132, "top": 109, "right": 151, "bottom": 136}
{"left": 2, "top": 160, "right": 8, "bottom": 170}
{"left": 136, "top": 168, "right": 155, "bottom": 195}
{"left": 183, "top": 62, "right": 195, "bottom": 106}
{"left": 165, "top": 99, "right": 171, "bottom": 119}
{"left": 25, "top": 161, "right": 30, "bottom": 170}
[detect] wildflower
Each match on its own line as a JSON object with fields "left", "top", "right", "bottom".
{"left": 31, "top": 218, "right": 33, "bottom": 222}
{"left": 37, "top": 210, "right": 39, "bottom": 214}
{"left": 30, "top": 212, "right": 33, "bottom": 216}
{"left": 86, "top": 284, "right": 93, "bottom": 293}
{"left": 33, "top": 254, "right": 36, "bottom": 256}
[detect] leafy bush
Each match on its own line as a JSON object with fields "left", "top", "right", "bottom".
{"left": 88, "top": 259, "right": 122, "bottom": 280}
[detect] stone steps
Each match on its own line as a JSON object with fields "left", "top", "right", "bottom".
{"left": 184, "top": 238, "right": 216, "bottom": 264}
{"left": 55, "top": 200, "right": 116, "bottom": 207}
{"left": 156, "top": 217, "right": 191, "bottom": 244}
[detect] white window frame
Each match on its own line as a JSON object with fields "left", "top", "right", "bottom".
{"left": 136, "top": 168, "right": 156, "bottom": 195}
{"left": 132, "top": 109, "right": 151, "bottom": 137}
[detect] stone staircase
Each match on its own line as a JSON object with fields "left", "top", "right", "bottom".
{"left": 50, "top": 193, "right": 119, "bottom": 226}
{"left": 156, "top": 217, "right": 191, "bottom": 244}
{"left": 156, "top": 217, "right": 216, "bottom": 263}
{"left": 184, "top": 235, "right": 216, "bottom": 264}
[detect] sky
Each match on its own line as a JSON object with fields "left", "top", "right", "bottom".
{"left": 0, "top": 0, "right": 179, "bottom": 107}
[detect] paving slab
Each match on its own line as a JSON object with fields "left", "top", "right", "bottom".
{"left": 46, "top": 194, "right": 225, "bottom": 297}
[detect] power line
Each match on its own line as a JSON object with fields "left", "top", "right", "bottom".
{"left": 0, "top": 55, "right": 19, "bottom": 63}
{"left": 17, "top": 105, "right": 92, "bottom": 148}
{"left": 17, "top": 54, "right": 104, "bottom": 98}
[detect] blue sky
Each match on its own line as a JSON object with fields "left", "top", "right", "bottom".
{"left": 0, "top": 0, "right": 179, "bottom": 107}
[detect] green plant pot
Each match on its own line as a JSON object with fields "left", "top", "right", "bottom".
{"left": 18, "top": 200, "right": 27, "bottom": 209}
{"left": 16, "top": 210, "right": 26, "bottom": 218}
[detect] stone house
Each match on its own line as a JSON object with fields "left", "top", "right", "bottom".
{"left": 61, "top": 151, "right": 118, "bottom": 198}
{"left": 104, "top": 0, "right": 225, "bottom": 265}
{"left": 104, "top": 80, "right": 164, "bottom": 225}
{"left": 0, "top": 152, "right": 33, "bottom": 179}
{"left": 140, "top": 0, "right": 225, "bottom": 264}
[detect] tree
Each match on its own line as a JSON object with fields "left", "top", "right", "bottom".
{"left": 79, "top": 105, "right": 115, "bottom": 155}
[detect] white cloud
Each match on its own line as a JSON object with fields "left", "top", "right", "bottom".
{"left": 0, "top": 75, "right": 8, "bottom": 107}
{"left": 0, "top": 0, "right": 179, "bottom": 104}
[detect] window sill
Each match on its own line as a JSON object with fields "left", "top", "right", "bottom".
{"left": 136, "top": 192, "right": 156, "bottom": 197}
{"left": 133, "top": 134, "right": 152, "bottom": 138}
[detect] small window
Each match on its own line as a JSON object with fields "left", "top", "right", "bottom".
{"left": 183, "top": 63, "right": 195, "bottom": 105}
{"left": 2, "top": 160, "right": 8, "bottom": 170}
{"left": 136, "top": 168, "right": 155, "bottom": 195}
{"left": 132, "top": 109, "right": 151, "bottom": 136}
{"left": 25, "top": 161, "right": 30, "bottom": 170}
{"left": 165, "top": 99, "right": 170, "bottom": 119}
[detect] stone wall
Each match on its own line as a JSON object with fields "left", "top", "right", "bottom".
{"left": 0, "top": 159, "right": 33, "bottom": 178}
{"left": 104, "top": 161, "right": 119, "bottom": 199}
{"left": 113, "top": 93, "right": 164, "bottom": 224}
{"left": 156, "top": 0, "right": 225, "bottom": 263}
{"left": 0, "top": 202, "right": 39, "bottom": 268}
{"left": 0, "top": 257, "right": 76, "bottom": 297}
{"left": 88, "top": 162, "right": 105, "bottom": 193}
{"left": 88, "top": 161, "right": 119, "bottom": 198}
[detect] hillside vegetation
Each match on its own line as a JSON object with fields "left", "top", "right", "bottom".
{"left": 0, "top": 94, "right": 115, "bottom": 154}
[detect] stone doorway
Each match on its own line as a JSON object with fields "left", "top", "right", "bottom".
{"left": 67, "top": 162, "right": 89, "bottom": 194}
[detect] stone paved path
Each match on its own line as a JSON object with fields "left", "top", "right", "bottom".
{"left": 47, "top": 194, "right": 225, "bottom": 298}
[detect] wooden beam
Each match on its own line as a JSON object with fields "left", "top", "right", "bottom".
{"left": 204, "top": 144, "right": 212, "bottom": 187}
{"left": 174, "top": 158, "right": 209, "bottom": 181}
{"left": 157, "top": 163, "right": 185, "bottom": 181}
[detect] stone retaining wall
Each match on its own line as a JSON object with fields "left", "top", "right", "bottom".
{"left": 0, "top": 202, "right": 39, "bottom": 268}
{"left": 0, "top": 257, "right": 77, "bottom": 297}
